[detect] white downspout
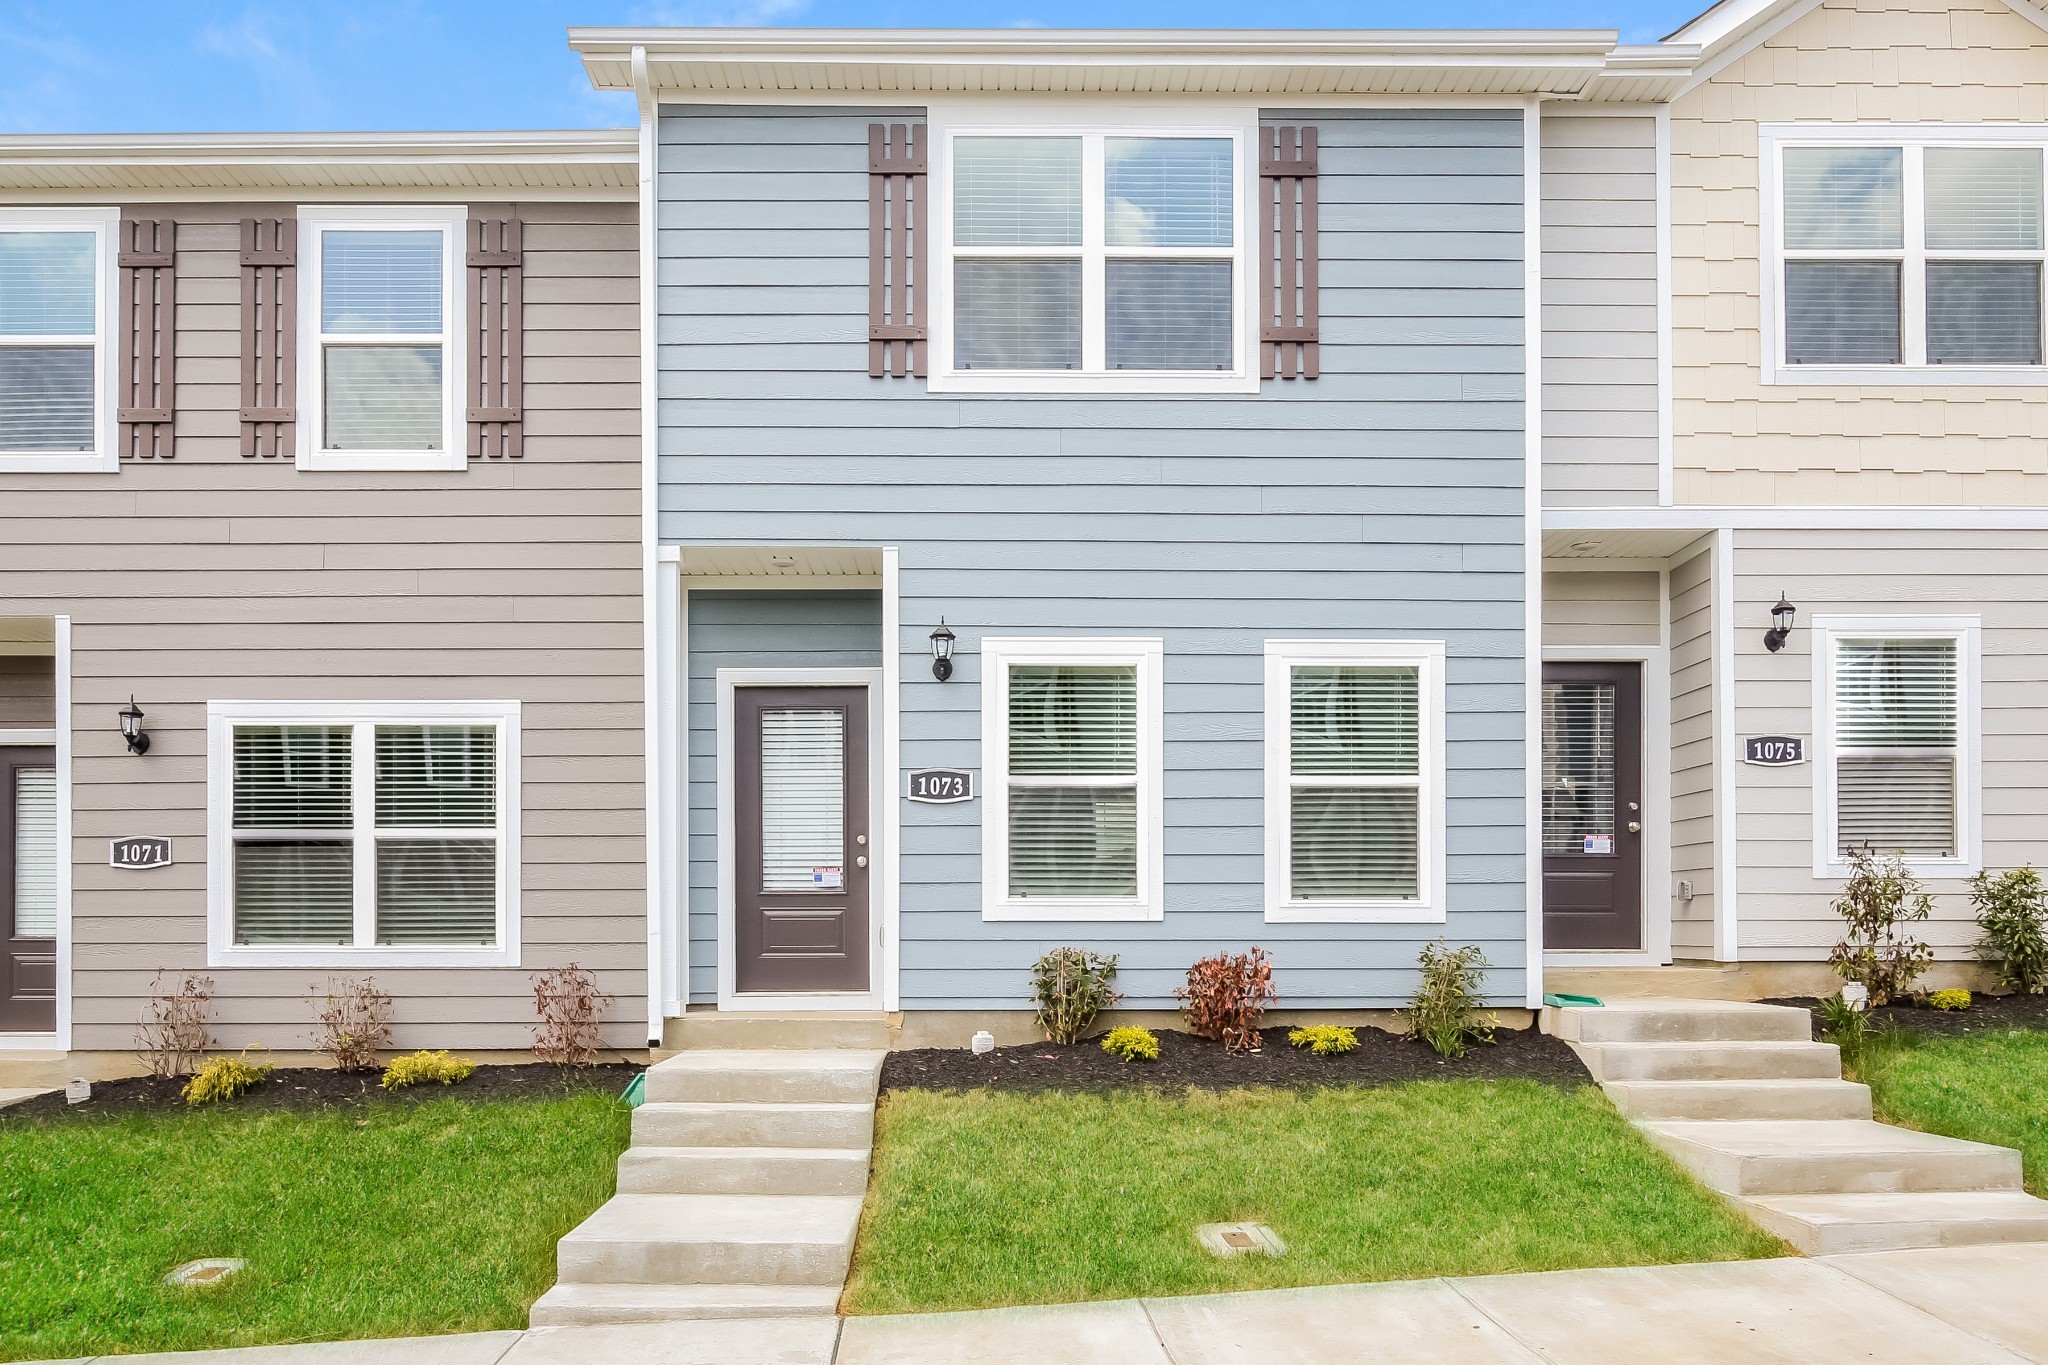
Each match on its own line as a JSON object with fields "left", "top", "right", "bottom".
{"left": 633, "top": 45, "right": 666, "bottom": 1048}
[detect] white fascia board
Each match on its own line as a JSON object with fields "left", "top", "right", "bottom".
{"left": 1545, "top": 507, "right": 2048, "bottom": 530}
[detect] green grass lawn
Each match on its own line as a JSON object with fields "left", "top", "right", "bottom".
{"left": 0, "top": 1088, "right": 627, "bottom": 1362}
{"left": 842, "top": 1080, "right": 1784, "bottom": 1315}
{"left": 1854, "top": 1027, "right": 2048, "bottom": 1196}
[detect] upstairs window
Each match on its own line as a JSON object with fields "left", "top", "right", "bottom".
{"left": 932, "top": 114, "right": 1256, "bottom": 394}
{"left": 0, "top": 208, "right": 115, "bottom": 472}
{"left": 1771, "top": 132, "right": 2048, "bottom": 379}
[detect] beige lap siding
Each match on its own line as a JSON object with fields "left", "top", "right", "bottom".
{"left": 1541, "top": 571, "right": 1661, "bottom": 648}
{"left": 1669, "top": 546, "right": 1718, "bottom": 956}
{"left": 1671, "top": 0, "right": 2048, "bottom": 506}
{"left": 0, "top": 201, "right": 644, "bottom": 1053}
{"left": 0, "top": 657, "right": 54, "bottom": 728}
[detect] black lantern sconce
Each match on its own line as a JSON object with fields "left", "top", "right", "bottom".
{"left": 118, "top": 695, "right": 151, "bottom": 755}
{"left": 929, "top": 620, "right": 957, "bottom": 682}
{"left": 1763, "top": 594, "right": 1797, "bottom": 653}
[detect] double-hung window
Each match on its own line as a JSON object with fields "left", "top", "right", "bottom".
{"left": 299, "top": 206, "right": 465, "bottom": 470}
{"left": 208, "top": 701, "right": 519, "bottom": 965}
{"left": 982, "top": 638, "right": 1163, "bottom": 921}
{"left": 1769, "top": 128, "right": 2048, "bottom": 380}
{"left": 1264, "top": 640, "right": 1446, "bottom": 923}
{"left": 0, "top": 207, "right": 116, "bottom": 472}
{"left": 1814, "top": 617, "right": 1980, "bottom": 876}
{"left": 933, "top": 111, "right": 1256, "bottom": 393}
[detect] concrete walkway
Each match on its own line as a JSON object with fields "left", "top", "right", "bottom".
{"left": 40, "top": 1243, "right": 2048, "bottom": 1364}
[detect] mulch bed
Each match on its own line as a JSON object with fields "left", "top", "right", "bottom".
{"left": 880, "top": 1025, "right": 1591, "bottom": 1095}
{"left": 1766, "top": 991, "right": 2048, "bottom": 1040}
{"left": 4, "top": 1061, "right": 641, "bottom": 1121}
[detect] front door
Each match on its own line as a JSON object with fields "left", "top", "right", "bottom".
{"left": 1, "top": 746, "right": 57, "bottom": 1032}
{"left": 1541, "top": 664, "right": 1643, "bottom": 951}
{"left": 734, "top": 687, "right": 870, "bottom": 995}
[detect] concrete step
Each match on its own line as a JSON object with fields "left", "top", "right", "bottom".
{"left": 632, "top": 1100, "right": 875, "bottom": 1151}
{"left": 1545, "top": 998, "right": 1813, "bottom": 1045}
{"left": 1576, "top": 1040, "right": 1842, "bottom": 1083}
{"left": 1603, "top": 1079, "right": 1874, "bottom": 1122}
{"left": 617, "top": 1145, "right": 871, "bottom": 1197}
{"left": 528, "top": 1281, "right": 843, "bottom": 1327}
{"left": 555, "top": 1193, "right": 865, "bottom": 1287}
{"left": 1641, "top": 1120, "right": 2025, "bottom": 1197}
{"left": 671, "top": 1013, "right": 894, "bottom": 1052}
{"left": 642, "top": 1050, "right": 885, "bottom": 1105}
{"left": 1741, "top": 1190, "right": 2048, "bottom": 1256}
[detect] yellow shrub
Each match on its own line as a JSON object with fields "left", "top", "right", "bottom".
{"left": 381, "top": 1049, "right": 477, "bottom": 1090}
{"left": 1099, "top": 1026, "right": 1160, "bottom": 1062}
{"left": 1287, "top": 1025, "right": 1360, "bottom": 1056}
{"left": 1928, "top": 989, "right": 1973, "bottom": 1012}
{"left": 182, "top": 1050, "right": 272, "bottom": 1105}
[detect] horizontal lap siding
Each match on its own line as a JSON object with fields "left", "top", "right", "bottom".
{"left": 0, "top": 656, "right": 55, "bottom": 727}
{"left": 1540, "top": 113, "right": 1659, "bottom": 508}
{"left": 1542, "top": 571, "right": 1659, "bottom": 648}
{"left": 659, "top": 105, "right": 1529, "bottom": 1009}
{"left": 1670, "top": 547, "right": 1717, "bottom": 956}
{"left": 0, "top": 201, "right": 644, "bottom": 1051}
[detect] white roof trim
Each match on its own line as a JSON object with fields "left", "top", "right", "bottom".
{"left": 1670, "top": 0, "right": 2048, "bottom": 71}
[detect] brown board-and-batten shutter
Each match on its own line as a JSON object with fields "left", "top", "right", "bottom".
{"left": 868, "top": 124, "right": 927, "bottom": 379}
{"left": 117, "top": 218, "right": 176, "bottom": 459}
{"left": 239, "top": 218, "right": 296, "bottom": 458}
{"left": 467, "top": 215, "right": 523, "bottom": 459}
{"left": 1260, "top": 126, "right": 1320, "bottom": 381}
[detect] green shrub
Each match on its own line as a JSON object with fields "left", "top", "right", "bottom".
{"left": 1287, "top": 1025, "right": 1359, "bottom": 1056}
{"left": 1031, "top": 947, "right": 1122, "bottom": 1045}
{"left": 1972, "top": 866, "right": 2048, "bottom": 996}
{"left": 1816, "top": 992, "right": 1866, "bottom": 1043}
{"left": 380, "top": 1049, "right": 477, "bottom": 1090}
{"left": 1828, "top": 847, "right": 1936, "bottom": 1006}
{"left": 1928, "top": 989, "right": 1973, "bottom": 1012}
{"left": 1405, "top": 941, "right": 1497, "bottom": 1060}
{"left": 1098, "top": 1026, "right": 1160, "bottom": 1063}
{"left": 182, "top": 1050, "right": 272, "bottom": 1106}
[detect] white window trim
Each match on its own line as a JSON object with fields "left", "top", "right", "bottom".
{"left": 206, "top": 699, "right": 520, "bottom": 967}
{"left": 1810, "top": 615, "right": 1982, "bottom": 880}
{"left": 0, "top": 206, "right": 118, "bottom": 473}
{"left": 926, "top": 102, "right": 1260, "bottom": 396}
{"left": 1761, "top": 123, "right": 2048, "bottom": 387}
{"left": 980, "top": 636, "right": 1164, "bottom": 922}
{"left": 1263, "top": 638, "right": 1448, "bottom": 924}
{"left": 296, "top": 204, "right": 467, "bottom": 471}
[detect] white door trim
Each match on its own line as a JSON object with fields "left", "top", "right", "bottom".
{"left": 1539, "top": 644, "right": 1674, "bottom": 968}
{"left": 715, "top": 667, "right": 885, "bottom": 1011}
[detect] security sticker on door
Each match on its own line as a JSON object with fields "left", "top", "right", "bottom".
{"left": 1583, "top": 834, "right": 1615, "bottom": 855}
{"left": 812, "top": 866, "right": 844, "bottom": 890}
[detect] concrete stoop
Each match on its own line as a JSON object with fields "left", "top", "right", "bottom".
{"left": 530, "top": 1041, "right": 886, "bottom": 1329}
{"left": 1545, "top": 997, "right": 2048, "bottom": 1255}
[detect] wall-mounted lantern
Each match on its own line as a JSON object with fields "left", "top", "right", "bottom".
{"left": 1764, "top": 594, "right": 1797, "bottom": 653}
{"left": 118, "top": 696, "right": 151, "bottom": 755}
{"left": 929, "top": 620, "right": 957, "bottom": 682}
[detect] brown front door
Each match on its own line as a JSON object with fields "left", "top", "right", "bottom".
{"left": 734, "top": 687, "right": 870, "bottom": 995}
{"left": 1541, "top": 664, "right": 1643, "bottom": 951}
{"left": 1, "top": 746, "right": 58, "bottom": 1033}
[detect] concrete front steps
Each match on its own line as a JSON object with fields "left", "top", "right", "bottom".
{"left": 529, "top": 1044, "right": 886, "bottom": 1329}
{"left": 1546, "top": 996, "right": 2048, "bottom": 1255}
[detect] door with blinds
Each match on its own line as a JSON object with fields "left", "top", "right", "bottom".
{"left": 1540, "top": 665, "right": 1644, "bottom": 951}
{"left": 2, "top": 746, "right": 57, "bottom": 1033}
{"left": 733, "top": 687, "right": 870, "bottom": 994}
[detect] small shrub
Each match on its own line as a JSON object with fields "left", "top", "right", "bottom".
{"left": 1972, "top": 866, "right": 2048, "bottom": 996}
{"left": 1176, "top": 947, "right": 1277, "bottom": 1053}
{"left": 309, "top": 975, "right": 393, "bottom": 1072}
{"left": 1405, "top": 940, "right": 1497, "bottom": 1060}
{"left": 1928, "top": 988, "right": 1973, "bottom": 1012}
{"left": 381, "top": 1049, "right": 477, "bottom": 1089}
{"left": 532, "top": 963, "right": 610, "bottom": 1067}
{"left": 1030, "top": 947, "right": 1122, "bottom": 1045}
{"left": 136, "top": 970, "right": 214, "bottom": 1079}
{"left": 1099, "top": 1026, "right": 1160, "bottom": 1063}
{"left": 1828, "top": 846, "right": 1935, "bottom": 1006}
{"left": 1816, "top": 991, "right": 1867, "bottom": 1043}
{"left": 1287, "top": 1025, "right": 1359, "bottom": 1056}
{"left": 183, "top": 1049, "right": 272, "bottom": 1106}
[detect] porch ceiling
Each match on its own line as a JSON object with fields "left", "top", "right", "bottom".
{"left": 676, "top": 545, "right": 884, "bottom": 579}
{"left": 1542, "top": 529, "right": 1713, "bottom": 561}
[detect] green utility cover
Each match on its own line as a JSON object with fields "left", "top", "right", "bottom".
{"left": 1543, "top": 993, "right": 1604, "bottom": 1008}
{"left": 622, "top": 1072, "right": 646, "bottom": 1108}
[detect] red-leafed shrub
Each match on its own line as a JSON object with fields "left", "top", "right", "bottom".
{"left": 532, "top": 963, "right": 611, "bottom": 1067}
{"left": 1175, "top": 948, "right": 1277, "bottom": 1053}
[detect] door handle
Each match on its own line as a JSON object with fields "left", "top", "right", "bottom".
{"left": 855, "top": 855, "right": 868, "bottom": 868}
{"left": 1627, "top": 822, "right": 1642, "bottom": 834}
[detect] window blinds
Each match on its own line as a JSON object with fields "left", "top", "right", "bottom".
{"left": 1834, "top": 638, "right": 1960, "bottom": 858}
{"left": 231, "top": 725, "right": 354, "bottom": 944}
{"left": 319, "top": 228, "right": 446, "bottom": 451}
{"left": 1541, "top": 680, "right": 1617, "bottom": 857}
{"left": 758, "top": 708, "right": 846, "bottom": 895}
{"left": 12, "top": 766, "right": 57, "bottom": 939}
{"left": 0, "top": 230, "right": 97, "bottom": 453}
{"left": 1288, "top": 666, "right": 1422, "bottom": 901}
{"left": 1007, "top": 665, "right": 1139, "bottom": 898}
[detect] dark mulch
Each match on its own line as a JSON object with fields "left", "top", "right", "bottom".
{"left": 1765, "top": 991, "right": 2048, "bottom": 1040}
{"left": 880, "top": 1024, "right": 1591, "bottom": 1095}
{"left": 4, "top": 1061, "right": 641, "bottom": 1121}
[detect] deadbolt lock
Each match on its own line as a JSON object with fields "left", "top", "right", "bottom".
{"left": 856, "top": 834, "right": 867, "bottom": 845}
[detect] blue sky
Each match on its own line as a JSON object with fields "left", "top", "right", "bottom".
{"left": 0, "top": 0, "right": 1705, "bottom": 136}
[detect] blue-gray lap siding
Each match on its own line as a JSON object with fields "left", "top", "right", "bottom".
{"left": 659, "top": 104, "right": 1530, "bottom": 1009}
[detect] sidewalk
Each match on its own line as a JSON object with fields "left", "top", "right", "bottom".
{"left": 36, "top": 1243, "right": 2048, "bottom": 1364}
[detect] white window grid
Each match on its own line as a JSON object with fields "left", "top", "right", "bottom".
{"left": 0, "top": 206, "right": 118, "bottom": 474}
